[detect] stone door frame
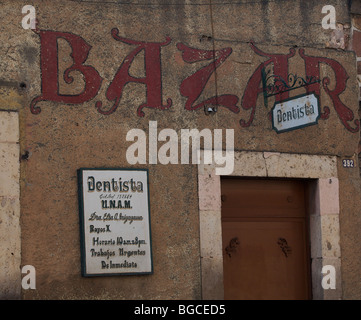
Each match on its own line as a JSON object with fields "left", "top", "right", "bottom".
{"left": 197, "top": 150, "right": 342, "bottom": 300}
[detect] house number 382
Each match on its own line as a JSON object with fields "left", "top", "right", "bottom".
{"left": 342, "top": 159, "right": 355, "bottom": 168}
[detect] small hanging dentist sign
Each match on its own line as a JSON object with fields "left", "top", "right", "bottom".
{"left": 272, "top": 93, "right": 321, "bottom": 133}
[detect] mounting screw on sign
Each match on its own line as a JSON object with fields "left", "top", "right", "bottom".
{"left": 342, "top": 159, "right": 355, "bottom": 168}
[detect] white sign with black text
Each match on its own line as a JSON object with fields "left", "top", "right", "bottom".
{"left": 77, "top": 168, "right": 153, "bottom": 276}
{"left": 272, "top": 93, "right": 320, "bottom": 133}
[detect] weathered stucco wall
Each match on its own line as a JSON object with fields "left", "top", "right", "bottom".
{"left": 0, "top": 0, "right": 360, "bottom": 299}
{"left": 0, "top": 110, "right": 20, "bottom": 299}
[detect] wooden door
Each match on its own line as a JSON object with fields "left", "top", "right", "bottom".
{"left": 221, "top": 178, "right": 311, "bottom": 300}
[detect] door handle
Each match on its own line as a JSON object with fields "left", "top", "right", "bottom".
{"left": 225, "top": 237, "right": 240, "bottom": 258}
{"left": 277, "top": 237, "right": 292, "bottom": 257}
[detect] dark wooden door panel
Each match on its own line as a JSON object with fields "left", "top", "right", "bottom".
{"left": 221, "top": 178, "right": 310, "bottom": 300}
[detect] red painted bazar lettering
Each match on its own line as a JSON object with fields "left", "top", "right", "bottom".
{"left": 30, "top": 28, "right": 359, "bottom": 133}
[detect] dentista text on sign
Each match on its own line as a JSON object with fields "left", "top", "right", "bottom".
{"left": 77, "top": 168, "right": 153, "bottom": 276}
{"left": 272, "top": 93, "right": 320, "bottom": 133}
